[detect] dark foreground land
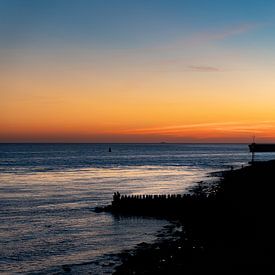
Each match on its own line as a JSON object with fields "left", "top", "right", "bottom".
{"left": 102, "top": 160, "right": 275, "bottom": 274}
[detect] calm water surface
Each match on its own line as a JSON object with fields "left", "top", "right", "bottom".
{"left": 1, "top": 143, "right": 273, "bottom": 274}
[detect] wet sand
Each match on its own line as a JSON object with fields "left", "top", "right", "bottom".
{"left": 110, "top": 160, "right": 275, "bottom": 274}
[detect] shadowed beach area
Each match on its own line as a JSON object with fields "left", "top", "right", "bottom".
{"left": 98, "top": 160, "right": 275, "bottom": 274}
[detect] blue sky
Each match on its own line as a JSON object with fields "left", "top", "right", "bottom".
{"left": 1, "top": 0, "right": 275, "bottom": 49}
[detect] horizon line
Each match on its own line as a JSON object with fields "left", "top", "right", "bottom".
{"left": 0, "top": 142, "right": 253, "bottom": 144}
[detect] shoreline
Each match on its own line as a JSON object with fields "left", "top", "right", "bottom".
{"left": 104, "top": 160, "right": 275, "bottom": 274}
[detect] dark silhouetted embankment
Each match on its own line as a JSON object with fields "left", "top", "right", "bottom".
{"left": 99, "top": 160, "right": 275, "bottom": 274}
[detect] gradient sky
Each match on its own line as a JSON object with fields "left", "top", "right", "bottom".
{"left": 1, "top": 0, "right": 275, "bottom": 142}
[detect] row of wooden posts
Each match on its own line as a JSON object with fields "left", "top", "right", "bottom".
{"left": 112, "top": 192, "right": 204, "bottom": 206}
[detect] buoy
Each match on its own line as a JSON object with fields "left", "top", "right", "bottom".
{"left": 109, "top": 147, "right": 112, "bottom": 152}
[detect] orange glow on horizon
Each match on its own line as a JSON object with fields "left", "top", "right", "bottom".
{"left": 2, "top": 119, "right": 275, "bottom": 143}
{"left": 1, "top": 43, "right": 275, "bottom": 143}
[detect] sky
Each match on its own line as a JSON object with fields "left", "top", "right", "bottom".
{"left": 1, "top": 0, "right": 275, "bottom": 142}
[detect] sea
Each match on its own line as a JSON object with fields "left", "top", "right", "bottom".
{"left": 1, "top": 143, "right": 274, "bottom": 274}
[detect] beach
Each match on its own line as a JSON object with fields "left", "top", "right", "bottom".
{"left": 0, "top": 143, "right": 248, "bottom": 274}
{"left": 1, "top": 143, "right": 274, "bottom": 274}
{"left": 2, "top": 1, "right": 275, "bottom": 274}
{"left": 111, "top": 160, "right": 275, "bottom": 274}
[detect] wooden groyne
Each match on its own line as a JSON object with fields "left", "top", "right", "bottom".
{"left": 96, "top": 191, "right": 215, "bottom": 217}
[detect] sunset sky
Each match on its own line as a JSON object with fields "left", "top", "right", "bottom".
{"left": 1, "top": 0, "right": 275, "bottom": 142}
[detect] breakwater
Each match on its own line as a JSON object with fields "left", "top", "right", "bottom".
{"left": 96, "top": 191, "right": 215, "bottom": 216}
